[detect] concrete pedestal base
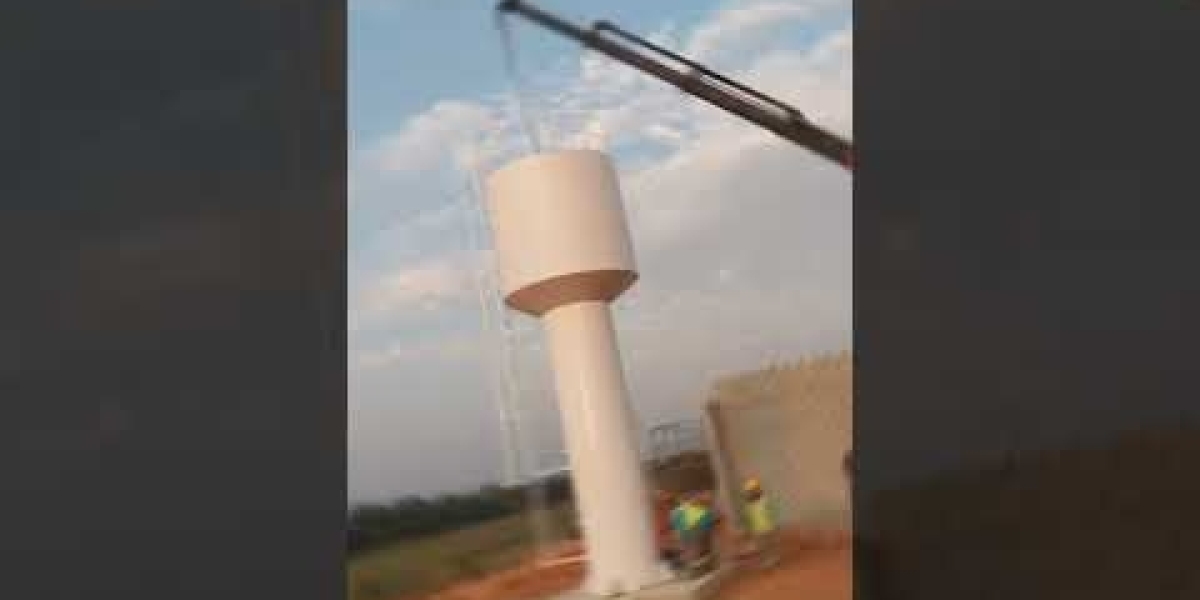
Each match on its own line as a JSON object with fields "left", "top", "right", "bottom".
{"left": 551, "top": 567, "right": 729, "bottom": 600}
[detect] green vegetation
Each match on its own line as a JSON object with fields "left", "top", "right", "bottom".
{"left": 349, "top": 476, "right": 573, "bottom": 556}
{"left": 345, "top": 441, "right": 719, "bottom": 600}
{"left": 348, "top": 504, "right": 578, "bottom": 600}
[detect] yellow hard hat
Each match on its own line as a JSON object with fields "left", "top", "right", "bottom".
{"left": 743, "top": 478, "right": 761, "bottom": 493}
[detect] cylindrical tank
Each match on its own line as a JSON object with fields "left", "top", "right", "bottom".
{"left": 484, "top": 149, "right": 638, "bottom": 316}
{"left": 484, "top": 149, "right": 669, "bottom": 595}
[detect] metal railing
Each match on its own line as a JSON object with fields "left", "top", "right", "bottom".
{"left": 647, "top": 418, "right": 707, "bottom": 465}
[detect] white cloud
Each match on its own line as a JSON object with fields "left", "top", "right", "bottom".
{"left": 685, "top": 0, "right": 834, "bottom": 62}
{"left": 357, "top": 255, "right": 475, "bottom": 321}
{"left": 354, "top": 332, "right": 478, "bottom": 371}
{"left": 370, "top": 100, "right": 498, "bottom": 175}
{"left": 737, "top": 26, "right": 852, "bottom": 135}
{"left": 348, "top": 102, "right": 494, "bottom": 253}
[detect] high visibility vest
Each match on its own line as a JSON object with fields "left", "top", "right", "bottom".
{"left": 744, "top": 496, "right": 775, "bottom": 534}
{"left": 671, "top": 502, "right": 712, "bottom": 536}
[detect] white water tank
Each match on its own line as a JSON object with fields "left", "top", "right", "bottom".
{"left": 485, "top": 148, "right": 638, "bottom": 316}
{"left": 483, "top": 149, "right": 669, "bottom": 595}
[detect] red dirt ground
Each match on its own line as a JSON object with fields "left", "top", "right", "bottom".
{"left": 411, "top": 528, "right": 850, "bottom": 600}
{"left": 718, "top": 529, "right": 850, "bottom": 600}
{"left": 416, "top": 540, "right": 584, "bottom": 600}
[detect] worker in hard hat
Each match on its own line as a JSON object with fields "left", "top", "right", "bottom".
{"left": 669, "top": 491, "right": 718, "bottom": 578}
{"left": 653, "top": 490, "right": 682, "bottom": 569}
{"left": 741, "top": 477, "right": 779, "bottom": 568}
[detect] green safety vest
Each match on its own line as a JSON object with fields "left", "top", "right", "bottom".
{"left": 671, "top": 502, "right": 713, "bottom": 538}
{"left": 744, "top": 496, "right": 775, "bottom": 534}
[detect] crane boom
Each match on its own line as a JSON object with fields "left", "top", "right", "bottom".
{"left": 496, "top": 0, "right": 854, "bottom": 171}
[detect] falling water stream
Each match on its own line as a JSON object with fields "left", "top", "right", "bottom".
{"left": 494, "top": 10, "right": 544, "bottom": 154}
{"left": 460, "top": 97, "right": 559, "bottom": 552}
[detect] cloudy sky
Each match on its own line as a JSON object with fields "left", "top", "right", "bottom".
{"left": 349, "top": 0, "right": 851, "bottom": 504}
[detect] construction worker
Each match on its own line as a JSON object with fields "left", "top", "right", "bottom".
{"left": 741, "top": 477, "right": 779, "bottom": 568}
{"left": 653, "top": 490, "right": 682, "bottom": 569}
{"left": 669, "top": 491, "right": 717, "bottom": 578}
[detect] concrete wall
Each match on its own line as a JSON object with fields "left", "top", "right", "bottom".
{"left": 707, "top": 352, "right": 852, "bottom": 530}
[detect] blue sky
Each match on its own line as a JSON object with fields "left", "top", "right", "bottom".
{"left": 348, "top": 0, "right": 853, "bottom": 503}
{"left": 350, "top": 2, "right": 714, "bottom": 142}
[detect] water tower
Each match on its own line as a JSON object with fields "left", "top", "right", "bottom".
{"left": 484, "top": 148, "right": 669, "bottom": 596}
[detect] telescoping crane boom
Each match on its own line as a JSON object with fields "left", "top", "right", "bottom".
{"left": 496, "top": 0, "right": 854, "bottom": 171}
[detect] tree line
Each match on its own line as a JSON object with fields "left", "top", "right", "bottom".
{"left": 347, "top": 474, "right": 574, "bottom": 556}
